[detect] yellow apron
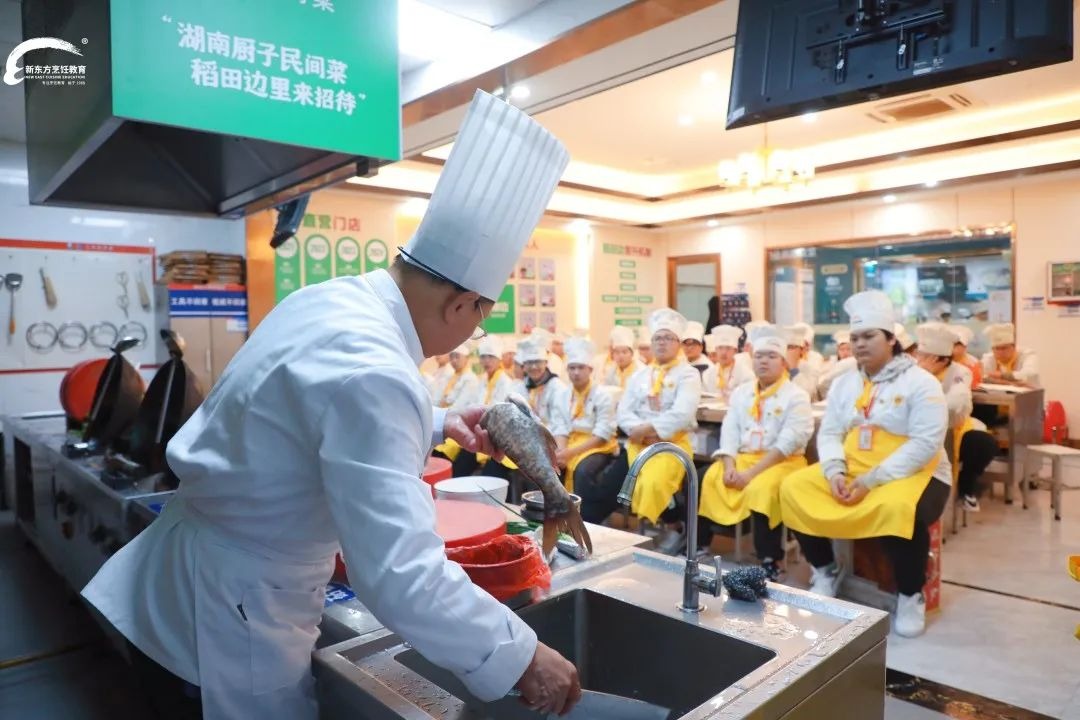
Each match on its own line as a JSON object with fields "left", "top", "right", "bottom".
{"left": 779, "top": 427, "right": 940, "bottom": 540}
{"left": 627, "top": 432, "right": 692, "bottom": 523}
{"left": 563, "top": 431, "right": 619, "bottom": 494}
{"left": 700, "top": 453, "right": 808, "bottom": 529}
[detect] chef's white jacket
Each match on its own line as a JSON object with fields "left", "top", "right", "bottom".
{"left": 718, "top": 380, "right": 814, "bottom": 458}
{"left": 528, "top": 376, "right": 572, "bottom": 438}
{"left": 477, "top": 369, "right": 517, "bottom": 406}
{"left": 434, "top": 367, "right": 481, "bottom": 410}
{"left": 617, "top": 360, "right": 702, "bottom": 440}
{"left": 701, "top": 361, "right": 755, "bottom": 402}
{"left": 980, "top": 347, "right": 1040, "bottom": 387}
{"left": 426, "top": 363, "right": 454, "bottom": 402}
{"left": 567, "top": 384, "right": 618, "bottom": 440}
{"left": 82, "top": 270, "right": 537, "bottom": 719}
{"left": 597, "top": 356, "right": 645, "bottom": 389}
{"left": 817, "top": 356, "right": 858, "bottom": 398}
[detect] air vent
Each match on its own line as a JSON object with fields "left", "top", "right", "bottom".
{"left": 865, "top": 92, "right": 975, "bottom": 123}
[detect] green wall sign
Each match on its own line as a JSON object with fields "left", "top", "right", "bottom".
{"left": 620, "top": 283, "right": 636, "bottom": 291}
{"left": 483, "top": 285, "right": 516, "bottom": 334}
{"left": 615, "top": 307, "right": 642, "bottom": 315}
{"left": 620, "top": 272, "right": 636, "bottom": 280}
{"left": 334, "top": 237, "right": 361, "bottom": 277}
{"left": 274, "top": 236, "right": 301, "bottom": 302}
{"left": 364, "top": 238, "right": 389, "bottom": 273}
{"left": 637, "top": 295, "right": 654, "bottom": 303}
{"left": 601, "top": 294, "right": 619, "bottom": 303}
{"left": 303, "top": 234, "right": 332, "bottom": 285}
{"left": 619, "top": 295, "right": 638, "bottom": 303}
{"left": 619, "top": 260, "right": 636, "bottom": 268}
{"left": 615, "top": 319, "right": 642, "bottom": 327}
{"left": 110, "top": 0, "right": 400, "bottom": 160}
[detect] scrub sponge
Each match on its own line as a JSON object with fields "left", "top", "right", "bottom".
{"left": 722, "top": 566, "right": 769, "bottom": 602}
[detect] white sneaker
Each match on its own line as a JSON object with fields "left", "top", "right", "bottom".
{"left": 808, "top": 564, "right": 840, "bottom": 598}
{"left": 962, "top": 494, "right": 980, "bottom": 512}
{"left": 894, "top": 592, "right": 926, "bottom": 638}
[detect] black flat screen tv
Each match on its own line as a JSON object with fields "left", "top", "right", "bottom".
{"left": 727, "top": 0, "right": 1073, "bottom": 129}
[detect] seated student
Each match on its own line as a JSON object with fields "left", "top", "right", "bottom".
{"left": 779, "top": 290, "right": 951, "bottom": 638}
{"left": 698, "top": 327, "right": 814, "bottom": 579}
{"left": 499, "top": 336, "right": 519, "bottom": 375}
{"left": 556, "top": 338, "right": 619, "bottom": 496}
{"left": 915, "top": 323, "right": 998, "bottom": 513}
{"left": 948, "top": 325, "right": 982, "bottom": 389}
{"left": 431, "top": 343, "right": 482, "bottom": 474}
{"left": 791, "top": 322, "right": 825, "bottom": 372}
{"left": 818, "top": 330, "right": 857, "bottom": 398}
{"left": 425, "top": 353, "right": 453, "bottom": 402}
{"left": 478, "top": 335, "right": 515, "bottom": 404}
{"left": 596, "top": 325, "right": 644, "bottom": 390}
{"left": 702, "top": 325, "right": 755, "bottom": 403}
{"left": 518, "top": 335, "right": 572, "bottom": 439}
{"left": 894, "top": 323, "right": 917, "bottom": 357}
{"left": 980, "top": 323, "right": 1040, "bottom": 387}
{"left": 784, "top": 326, "right": 821, "bottom": 401}
{"left": 682, "top": 321, "right": 714, "bottom": 376}
{"left": 613, "top": 308, "right": 703, "bottom": 554}
{"left": 635, "top": 326, "right": 654, "bottom": 366}
{"left": 528, "top": 327, "right": 567, "bottom": 379}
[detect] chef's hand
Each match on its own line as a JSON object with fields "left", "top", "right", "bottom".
{"left": 828, "top": 474, "right": 850, "bottom": 503}
{"left": 554, "top": 447, "right": 574, "bottom": 469}
{"left": 445, "top": 405, "right": 503, "bottom": 460}
{"left": 516, "top": 642, "right": 581, "bottom": 716}
{"left": 628, "top": 424, "right": 651, "bottom": 444}
{"left": 840, "top": 479, "right": 870, "bottom": 506}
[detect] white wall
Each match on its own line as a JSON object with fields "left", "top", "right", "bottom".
{"left": 664, "top": 171, "right": 1080, "bottom": 433}
{"left": 0, "top": 141, "right": 246, "bottom": 420}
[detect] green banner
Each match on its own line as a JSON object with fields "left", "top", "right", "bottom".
{"left": 619, "top": 272, "right": 636, "bottom": 280}
{"left": 274, "top": 236, "right": 301, "bottom": 302}
{"left": 303, "top": 234, "right": 332, "bottom": 285}
{"left": 619, "top": 260, "right": 636, "bottom": 268}
{"left": 483, "top": 285, "right": 516, "bottom": 334}
{"left": 615, "top": 319, "right": 642, "bottom": 327}
{"left": 620, "top": 283, "right": 636, "bottom": 291}
{"left": 110, "top": 0, "right": 400, "bottom": 160}
{"left": 619, "top": 295, "right": 638, "bottom": 303}
{"left": 601, "top": 294, "right": 619, "bottom": 303}
{"left": 637, "top": 295, "right": 654, "bottom": 303}
{"left": 615, "top": 307, "right": 642, "bottom": 315}
{"left": 364, "top": 238, "right": 389, "bottom": 273}
{"left": 334, "top": 237, "right": 361, "bottom": 277}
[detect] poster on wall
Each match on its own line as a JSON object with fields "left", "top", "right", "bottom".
{"left": 539, "top": 258, "right": 556, "bottom": 282}
{"left": 519, "top": 310, "right": 537, "bottom": 333}
{"left": 519, "top": 257, "right": 536, "bottom": 280}
{"left": 275, "top": 237, "right": 302, "bottom": 302}
{"left": 519, "top": 284, "right": 537, "bottom": 307}
{"left": 304, "top": 235, "right": 332, "bottom": 286}
{"left": 483, "top": 285, "right": 516, "bottom": 334}
{"left": 539, "top": 311, "right": 556, "bottom": 333}
{"left": 334, "top": 237, "right": 362, "bottom": 277}
{"left": 540, "top": 285, "right": 556, "bottom": 307}
{"left": 364, "top": 238, "right": 389, "bottom": 273}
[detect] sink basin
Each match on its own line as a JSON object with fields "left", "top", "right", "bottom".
{"left": 397, "top": 589, "right": 776, "bottom": 718}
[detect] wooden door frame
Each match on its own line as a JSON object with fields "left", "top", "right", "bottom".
{"left": 667, "top": 253, "right": 722, "bottom": 310}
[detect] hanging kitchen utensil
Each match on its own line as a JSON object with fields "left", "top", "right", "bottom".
{"left": 57, "top": 322, "right": 89, "bottom": 351}
{"left": 136, "top": 269, "right": 151, "bottom": 312}
{"left": 118, "top": 320, "right": 148, "bottom": 346}
{"left": 25, "top": 322, "right": 58, "bottom": 352}
{"left": 116, "top": 271, "right": 130, "bottom": 319}
{"left": 89, "top": 321, "right": 118, "bottom": 350}
{"left": 81, "top": 336, "right": 146, "bottom": 450}
{"left": 40, "top": 267, "right": 57, "bottom": 309}
{"left": 5, "top": 272, "right": 23, "bottom": 344}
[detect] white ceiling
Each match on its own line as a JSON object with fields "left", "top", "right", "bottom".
{"left": 417, "top": 0, "right": 550, "bottom": 28}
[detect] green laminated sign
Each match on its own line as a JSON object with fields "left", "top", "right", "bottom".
{"left": 110, "top": 0, "right": 401, "bottom": 160}
{"left": 334, "top": 237, "right": 361, "bottom": 277}
{"left": 619, "top": 260, "right": 635, "bottom": 268}
{"left": 615, "top": 319, "right": 642, "bottom": 327}
{"left": 274, "top": 236, "right": 301, "bottom": 301}
{"left": 619, "top": 272, "right": 636, "bottom": 280}
{"left": 637, "top": 295, "right": 654, "bottom": 303}
{"left": 620, "top": 283, "right": 636, "bottom": 291}
{"left": 615, "top": 307, "right": 642, "bottom": 315}
{"left": 619, "top": 295, "right": 637, "bottom": 303}
{"left": 601, "top": 294, "right": 619, "bottom": 303}
{"left": 482, "top": 285, "right": 516, "bottom": 334}
{"left": 364, "top": 238, "right": 389, "bottom": 272}
{"left": 303, "top": 234, "right": 332, "bottom": 285}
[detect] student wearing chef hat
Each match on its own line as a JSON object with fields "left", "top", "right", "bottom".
{"left": 702, "top": 325, "right": 755, "bottom": 403}
{"left": 424, "top": 352, "right": 454, "bottom": 403}
{"left": 698, "top": 326, "right": 814, "bottom": 580}
{"left": 517, "top": 334, "right": 572, "bottom": 445}
{"left": 784, "top": 325, "right": 821, "bottom": 401}
{"left": 915, "top": 323, "right": 997, "bottom": 513}
{"left": 817, "top": 330, "right": 858, "bottom": 399}
{"left": 791, "top": 321, "right": 825, "bottom": 372}
{"left": 556, "top": 338, "right": 620, "bottom": 506}
{"left": 736, "top": 321, "right": 771, "bottom": 377}
{"left": 893, "top": 323, "right": 917, "bottom": 356}
{"left": 948, "top": 325, "right": 982, "bottom": 389}
{"left": 499, "top": 335, "right": 518, "bottom": 373}
{"left": 980, "top": 322, "right": 1040, "bottom": 387}
{"left": 528, "top": 327, "right": 567, "bottom": 379}
{"left": 681, "top": 320, "right": 714, "bottom": 376}
{"left": 431, "top": 341, "right": 486, "bottom": 472}
{"left": 614, "top": 308, "right": 703, "bottom": 554}
{"left": 595, "top": 325, "right": 644, "bottom": 390}
{"left": 635, "top": 326, "right": 654, "bottom": 365}
{"left": 83, "top": 89, "right": 583, "bottom": 718}
{"left": 779, "top": 290, "right": 951, "bottom": 638}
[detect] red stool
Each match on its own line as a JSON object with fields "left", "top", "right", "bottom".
{"left": 422, "top": 456, "right": 453, "bottom": 498}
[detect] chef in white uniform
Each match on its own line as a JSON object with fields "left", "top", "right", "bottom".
{"left": 980, "top": 322, "right": 1040, "bottom": 387}
{"left": 517, "top": 335, "right": 572, "bottom": 442}
{"left": 737, "top": 321, "right": 771, "bottom": 372}
{"left": 425, "top": 353, "right": 454, "bottom": 401}
{"left": 785, "top": 326, "right": 821, "bottom": 401}
{"left": 82, "top": 90, "right": 580, "bottom": 719}
{"left": 702, "top": 325, "right": 754, "bottom": 402}
{"left": 596, "top": 325, "right": 644, "bottom": 390}
{"left": 635, "top": 326, "right": 654, "bottom": 366}
{"left": 791, "top": 321, "right": 825, "bottom": 372}
{"left": 529, "top": 327, "right": 567, "bottom": 379}
{"left": 818, "top": 331, "right": 857, "bottom": 398}
{"left": 682, "top": 320, "right": 714, "bottom": 375}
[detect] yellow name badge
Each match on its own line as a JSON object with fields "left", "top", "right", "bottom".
{"left": 858, "top": 424, "right": 875, "bottom": 451}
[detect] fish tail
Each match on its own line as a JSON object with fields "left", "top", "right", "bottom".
{"left": 560, "top": 505, "right": 593, "bottom": 556}
{"left": 542, "top": 520, "right": 558, "bottom": 557}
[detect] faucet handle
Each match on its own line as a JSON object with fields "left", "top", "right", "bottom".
{"left": 692, "top": 555, "right": 724, "bottom": 598}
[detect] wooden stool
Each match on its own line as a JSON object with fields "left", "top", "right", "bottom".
{"left": 1022, "top": 444, "right": 1080, "bottom": 521}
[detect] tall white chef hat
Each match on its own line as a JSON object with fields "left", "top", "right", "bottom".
{"left": 450, "top": 341, "right": 472, "bottom": 357}
{"left": 950, "top": 325, "right": 974, "bottom": 347}
{"left": 985, "top": 322, "right": 1016, "bottom": 347}
{"left": 752, "top": 327, "right": 787, "bottom": 357}
{"left": 530, "top": 327, "right": 553, "bottom": 351}
{"left": 746, "top": 322, "right": 776, "bottom": 345}
{"left": 709, "top": 325, "right": 742, "bottom": 350}
{"left": 516, "top": 336, "right": 547, "bottom": 363}
{"left": 501, "top": 335, "right": 518, "bottom": 354}
{"left": 648, "top": 308, "right": 689, "bottom": 341}
{"left": 844, "top": 290, "right": 895, "bottom": 333}
{"left": 477, "top": 335, "right": 503, "bottom": 358}
{"left": 832, "top": 330, "right": 851, "bottom": 346}
{"left": 917, "top": 322, "right": 956, "bottom": 357}
{"left": 609, "top": 325, "right": 635, "bottom": 350}
{"left": 893, "top": 322, "right": 916, "bottom": 350}
{"left": 683, "top": 320, "right": 705, "bottom": 344}
{"left": 782, "top": 326, "right": 807, "bottom": 347}
{"left": 400, "top": 90, "right": 570, "bottom": 301}
{"left": 564, "top": 337, "right": 595, "bottom": 367}
{"left": 791, "top": 321, "right": 814, "bottom": 344}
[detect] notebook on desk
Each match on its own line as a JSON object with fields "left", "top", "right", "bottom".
{"left": 976, "top": 383, "right": 1026, "bottom": 394}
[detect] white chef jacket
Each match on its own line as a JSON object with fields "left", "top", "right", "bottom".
{"left": 567, "top": 384, "right": 617, "bottom": 440}
{"left": 591, "top": 353, "right": 613, "bottom": 385}
{"left": 426, "top": 363, "right": 454, "bottom": 402}
{"left": 617, "top": 360, "right": 702, "bottom": 440}
{"left": 804, "top": 350, "right": 826, "bottom": 373}
{"left": 818, "top": 357, "right": 951, "bottom": 488}
{"left": 527, "top": 375, "right": 572, "bottom": 437}
{"left": 82, "top": 270, "right": 537, "bottom": 719}
{"left": 939, "top": 363, "right": 973, "bottom": 429}
{"left": 599, "top": 358, "right": 645, "bottom": 389}
{"left": 790, "top": 364, "right": 821, "bottom": 402}
{"left": 718, "top": 379, "right": 814, "bottom": 458}
{"left": 435, "top": 367, "right": 481, "bottom": 411}
{"left": 701, "top": 361, "right": 755, "bottom": 402}
{"left": 477, "top": 368, "right": 516, "bottom": 406}
{"left": 980, "top": 347, "right": 1040, "bottom": 387}
{"left": 817, "top": 356, "right": 858, "bottom": 398}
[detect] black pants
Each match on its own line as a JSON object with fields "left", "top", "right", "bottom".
{"left": 957, "top": 430, "right": 998, "bottom": 498}
{"left": 127, "top": 641, "right": 203, "bottom": 719}
{"left": 578, "top": 448, "right": 629, "bottom": 523}
{"left": 566, "top": 451, "right": 615, "bottom": 503}
{"left": 699, "top": 512, "right": 783, "bottom": 561}
{"left": 972, "top": 403, "right": 1007, "bottom": 427}
{"left": 793, "top": 478, "right": 951, "bottom": 596}
{"left": 446, "top": 450, "right": 480, "bottom": 477}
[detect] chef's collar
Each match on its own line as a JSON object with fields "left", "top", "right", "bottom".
{"left": 365, "top": 269, "right": 424, "bottom": 367}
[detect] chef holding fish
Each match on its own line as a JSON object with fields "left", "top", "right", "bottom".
{"left": 81, "top": 90, "right": 581, "bottom": 719}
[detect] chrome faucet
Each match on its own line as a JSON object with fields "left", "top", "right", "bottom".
{"left": 618, "top": 442, "right": 722, "bottom": 613}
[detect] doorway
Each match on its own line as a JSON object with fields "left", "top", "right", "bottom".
{"left": 667, "top": 254, "right": 721, "bottom": 327}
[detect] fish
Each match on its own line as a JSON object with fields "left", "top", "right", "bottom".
{"left": 479, "top": 395, "right": 593, "bottom": 557}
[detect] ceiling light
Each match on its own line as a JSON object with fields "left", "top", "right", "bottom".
{"left": 801, "top": 112, "right": 818, "bottom": 123}
{"left": 883, "top": 245, "right": 894, "bottom": 250}
{"left": 938, "top": 258, "right": 949, "bottom": 264}
{"left": 678, "top": 114, "right": 694, "bottom": 127}
{"left": 701, "top": 70, "right": 719, "bottom": 85}
{"left": 984, "top": 228, "right": 997, "bottom": 236}
{"left": 706, "top": 219, "right": 719, "bottom": 228}
{"left": 883, "top": 194, "right": 897, "bottom": 203}
{"left": 963, "top": 228, "right": 974, "bottom": 237}
{"left": 717, "top": 123, "right": 814, "bottom": 191}
{"left": 924, "top": 180, "right": 939, "bottom": 188}
{"left": 510, "top": 84, "right": 530, "bottom": 100}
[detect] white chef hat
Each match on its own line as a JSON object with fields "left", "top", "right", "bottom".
{"left": 564, "top": 337, "right": 595, "bottom": 367}
{"left": 648, "top": 308, "right": 689, "bottom": 341}
{"left": 752, "top": 327, "right": 787, "bottom": 357}
{"left": 746, "top": 322, "right": 776, "bottom": 345}
{"left": 477, "top": 335, "right": 503, "bottom": 358}
{"left": 609, "top": 325, "right": 635, "bottom": 350}
{"left": 501, "top": 335, "right": 518, "bottom": 354}
{"left": 450, "top": 341, "right": 472, "bottom": 357}
{"left": 917, "top": 323, "right": 956, "bottom": 357}
{"left": 832, "top": 330, "right": 851, "bottom": 346}
{"left": 950, "top": 325, "right": 974, "bottom": 347}
{"left": 709, "top": 325, "right": 742, "bottom": 350}
{"left": 844, "top": 290, "right": 895, "bottom": 333}
{"left": 634, "top": 326, "right": 652, "bottom": 347}
{"left": 516, "top": 336, "right": 547, "bottom": 363}
{"left": 893, "top": 322, "right": 916, "bottom": 350}
{"left": 972, "top": 300, "right": 990, "bottom": 316}
{"left": 529, "top": 327, "right": 553, "bottom": 351}
{"left": 682, "top": 320, "right": 705, "bottom": 344}
{"left": 791, "top": 321, "right": 814, "bottom": 344}
{"left": 985, "top": 322, "right": 1016, "bottom": 347}
{"left": 400, "top": 90, "right": 570, "bottom": 301}
{"left": 782, "top": 326, "right": 806, "bottom": 347}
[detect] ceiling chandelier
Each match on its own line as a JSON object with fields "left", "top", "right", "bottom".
{"left": 717, "top": 124, "right": 815, "bottom": 190}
